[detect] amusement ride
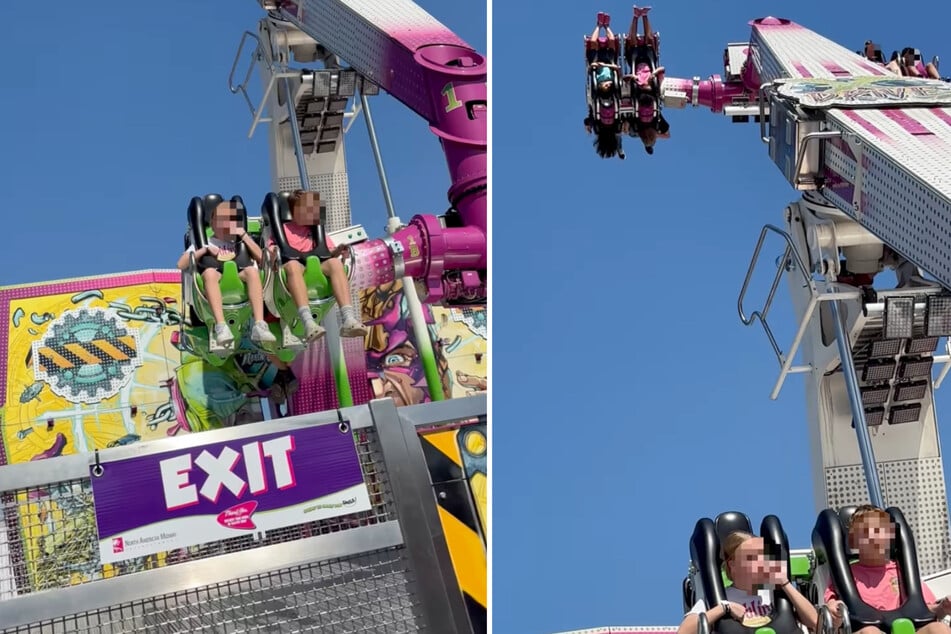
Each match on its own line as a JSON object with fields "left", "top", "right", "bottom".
{"left": 0, "top": 0, "right": 487, "bottom": 631}
{"left": 571, "top": 6, "right": 951, "bottom": 634}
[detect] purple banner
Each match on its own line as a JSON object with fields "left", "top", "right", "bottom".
{"left": 90, "top": 423, "right": 371, "bottom": 563}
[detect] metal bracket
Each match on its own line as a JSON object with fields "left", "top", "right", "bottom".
{"left": 793, "top": 130, "right": 842, "bottom": 188}
{"left": 841, "top": 133, "right": 866, "bottom": 213}
{"left": 759, "top": 82, "right": 774, "bottom": 144}
{"left": 738, "top": 224, "right": 864, "bottom": 399}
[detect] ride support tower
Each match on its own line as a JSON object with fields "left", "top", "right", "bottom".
{"left": 662, "top": 16, "right": 951, "bottom": 578}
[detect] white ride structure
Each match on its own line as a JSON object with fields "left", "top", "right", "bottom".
{"left": 562, "top": 14, "right": 951, "bottom": 634}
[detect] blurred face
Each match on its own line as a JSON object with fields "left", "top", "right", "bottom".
{"left": 852, "top": 515, "right": 895, "bottom": 562}
{"left": 599, "top": 80, "right": 613, "bottom": 93}
{"left": 864, "top": 42, "right": 876, "bottom": 59}
{"left": 728, "top": 537, "right": 786, "bottom": 589}
{"left": 212, "top": 202, "right": 240, "bottom": 235}
{"left": 903, "top": 51, "right": 916, "bottom": 66}
{"left": 292, "top": 192, "right": 321, "bottom": 226}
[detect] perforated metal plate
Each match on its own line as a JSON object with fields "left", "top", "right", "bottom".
{"left": 822, "top": 109, "right": 951, "bottom": 289}
{"left": 823, "top": 458, "right": 951, "bottom": 574}
{"left": 287, "top": 0, "right": 472, "bottom": 121}
{"left": 0, "top": 549, "right": 422, "bottom": 634}
{"left": 751, "top": 20, "right": 884, "bottom": 82}
{"left": 277, "top": 171, "right": 353, "bottom": 231}
{"left": 0, "top": 429, "right": 402, "bottom": 631}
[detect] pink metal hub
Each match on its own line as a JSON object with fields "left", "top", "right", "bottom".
{"left": 349, "top": 214, "right": 487, "bottom": 304}
{"left": 413, "top": 44, "right": 488, "bottom": 236}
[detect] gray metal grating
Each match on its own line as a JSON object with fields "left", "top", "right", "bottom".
{"left": 824, "top": 458, "right": 951, "bottom": 574}
{"left": 0, "top": 548, "right": 424, "bottom": 633}
{"left": 0, "top": 429, "right": 394, "bottom": 597}
{"left": 277, "top": 172, "right": 353, "bottom": 231}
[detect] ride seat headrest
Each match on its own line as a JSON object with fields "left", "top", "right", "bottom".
{"left": 187, "top": 193, "right": 246, "bottom": 248}
{"left": 837, "top": 505, "right": 860, "bottom": 555}
{"left": 715, "top": 511, "right": 754, "bottom": 546}
{"left": 267, "top": 191, "right": 328, "bottom": 225}
{"left": 201, "top": 194, "right": 247, "bottom": 227}
{"left": 813, "top": 506, "right": 934, "bottom": 631}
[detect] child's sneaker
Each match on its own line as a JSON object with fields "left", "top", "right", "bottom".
{"left": 213, "top": 323, "right": 234, "bottom": 347}
{"left": 302, "top": 318, "right": 325, "bottom": 343}
{"left": 340, "top": 317, "right": 369, "bottom": 338}
{"left": 251, "top": 321, "right": 277, "bottom": 343}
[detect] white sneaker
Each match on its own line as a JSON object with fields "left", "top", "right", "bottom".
{"left": 251, "top": 321, "right": 277, "bottom": 343}
{"left": 303, "top": 319, "right": 326, "bottom": 343}
{"left": 213, "top": 324, "right": 234, "bottom": 346}
{"left": 340, "top": 317, "right": 369, "bottom": 338}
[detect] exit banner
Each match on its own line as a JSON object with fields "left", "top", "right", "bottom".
{"left": 90, "top": 423, "right": 371, "bottom": 564}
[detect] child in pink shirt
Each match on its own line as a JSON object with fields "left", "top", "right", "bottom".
{"left": 824, "top": 505, "right": 951, "bottom": 634}
{"left": 266, "top": 190, "right": 368, "bottom": 343}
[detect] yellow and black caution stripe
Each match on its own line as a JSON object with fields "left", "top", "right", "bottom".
{"left": 419, "top": 429, "right": 487, "bottom": 634}
{"left": 37, "top": 335, "right": 138, "bottom": 371}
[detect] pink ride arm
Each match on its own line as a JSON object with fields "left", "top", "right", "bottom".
{"left": 661, "top": 75, "right": 755, "bottom": 113}
{"left": 271, "top": 0, "right": 487, "bottom": 236}
{"left": 350, "top": 215, "right": 486, "bottom": 304}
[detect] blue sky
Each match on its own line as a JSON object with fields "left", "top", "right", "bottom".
{"left": 0, "top": 0, "right": 483, "bottom": 284}
{"left": 5, "top": 1, "right": 951, "bottom": 634}
{"left": 492, "top": 1, "right": 951, "bottom": 633}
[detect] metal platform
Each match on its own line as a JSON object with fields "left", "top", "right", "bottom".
{"left": 0, "top": 396, "right": 486, "bottom": 633}
{"left": 750, "top": 18, "right": 951, "bottom": 291}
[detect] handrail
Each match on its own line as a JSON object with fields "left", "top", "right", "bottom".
{"left": 818, "top": 605, "right": 834, "bottom": 634}
{"left": 793, "top": 130, "right": 843, "bottom": 188}
{"left": 228, "top": 31, "right": 264, "bottom": 119}
{"left": 697, "top": 612, "right": 710, "bottom": 634}
{"left": 737, "top": 223, "right": 864, "bottom": 399}
{"left": 226, "top": 29, "right": 299, "bottom": 138}
{"left": 839, "top": 602, "right": 852, "bottom": 634}
{"left": 759, "top": 82, "right": 774, "bottom": 144}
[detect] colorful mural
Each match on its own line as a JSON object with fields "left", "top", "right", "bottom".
{"left": 1, "top": 273, "right": 187, "bottom": 466}
{"left": 0, "top": 271, "right": 487, "bottom": 594}
{"left": 360, "top": 280, "right": 487, "bottom": 404}
{"left": 0, "top": 273, "right": 188, "bottom": 588}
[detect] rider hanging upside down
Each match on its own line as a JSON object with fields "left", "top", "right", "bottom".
{"left": 584, "top": 12, "right": 626, "bottom": 160}
{"left": 622, "top": 6, "right": 671, "bottom": 155}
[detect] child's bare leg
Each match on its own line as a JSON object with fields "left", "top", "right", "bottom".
{"left": 322, "top": 258, "right": 353, "bottom": 307}
{"left": 201, "top": 268, "right": 233, "bottom": 346}
{"left": 240, "top": 268, "right": 265, "bottom": 322}
{"left": 282, "top": 260, "right": 310, "bottom": 309}
{"left": 241, "top": 267, "right": 277, "bottom": 343}
{"left": 589, "top": 26, "right": 600, "bottom": 41}
{"left": 917, "top": 621, "right": 951, "bottom": 634}
{"left": 321, "top": 258, "right": 368, "bottom": 338}
{"left": 885, "top": 60, "right": 902, "bottom": 74}
{"left": 282, "top": 260, "right": 325, "bottom": 343}
{"left": 926, "top": 62, "right": 940, "bottom": 78}
{"left": 201, "top": 269, "right": 226, "bottom": 323}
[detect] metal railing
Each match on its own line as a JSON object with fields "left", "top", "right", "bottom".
{"left": 0, "top": 394, "right": 486, "bottom": 633}
{"left": 737, "top": 224, "right": 865, "bottom": 399}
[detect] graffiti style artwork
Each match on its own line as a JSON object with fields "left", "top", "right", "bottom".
{"left": 1, "top": 273, "right": 188, "bottom": 466}
{"left": 360, "top": 280, "right": 487, "bottom": 405}
{"left": 776, "top": 75, "right": 951, "bottom": 108}
{"left": 0, "top": 272, "right": 192, "bottom": 588}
